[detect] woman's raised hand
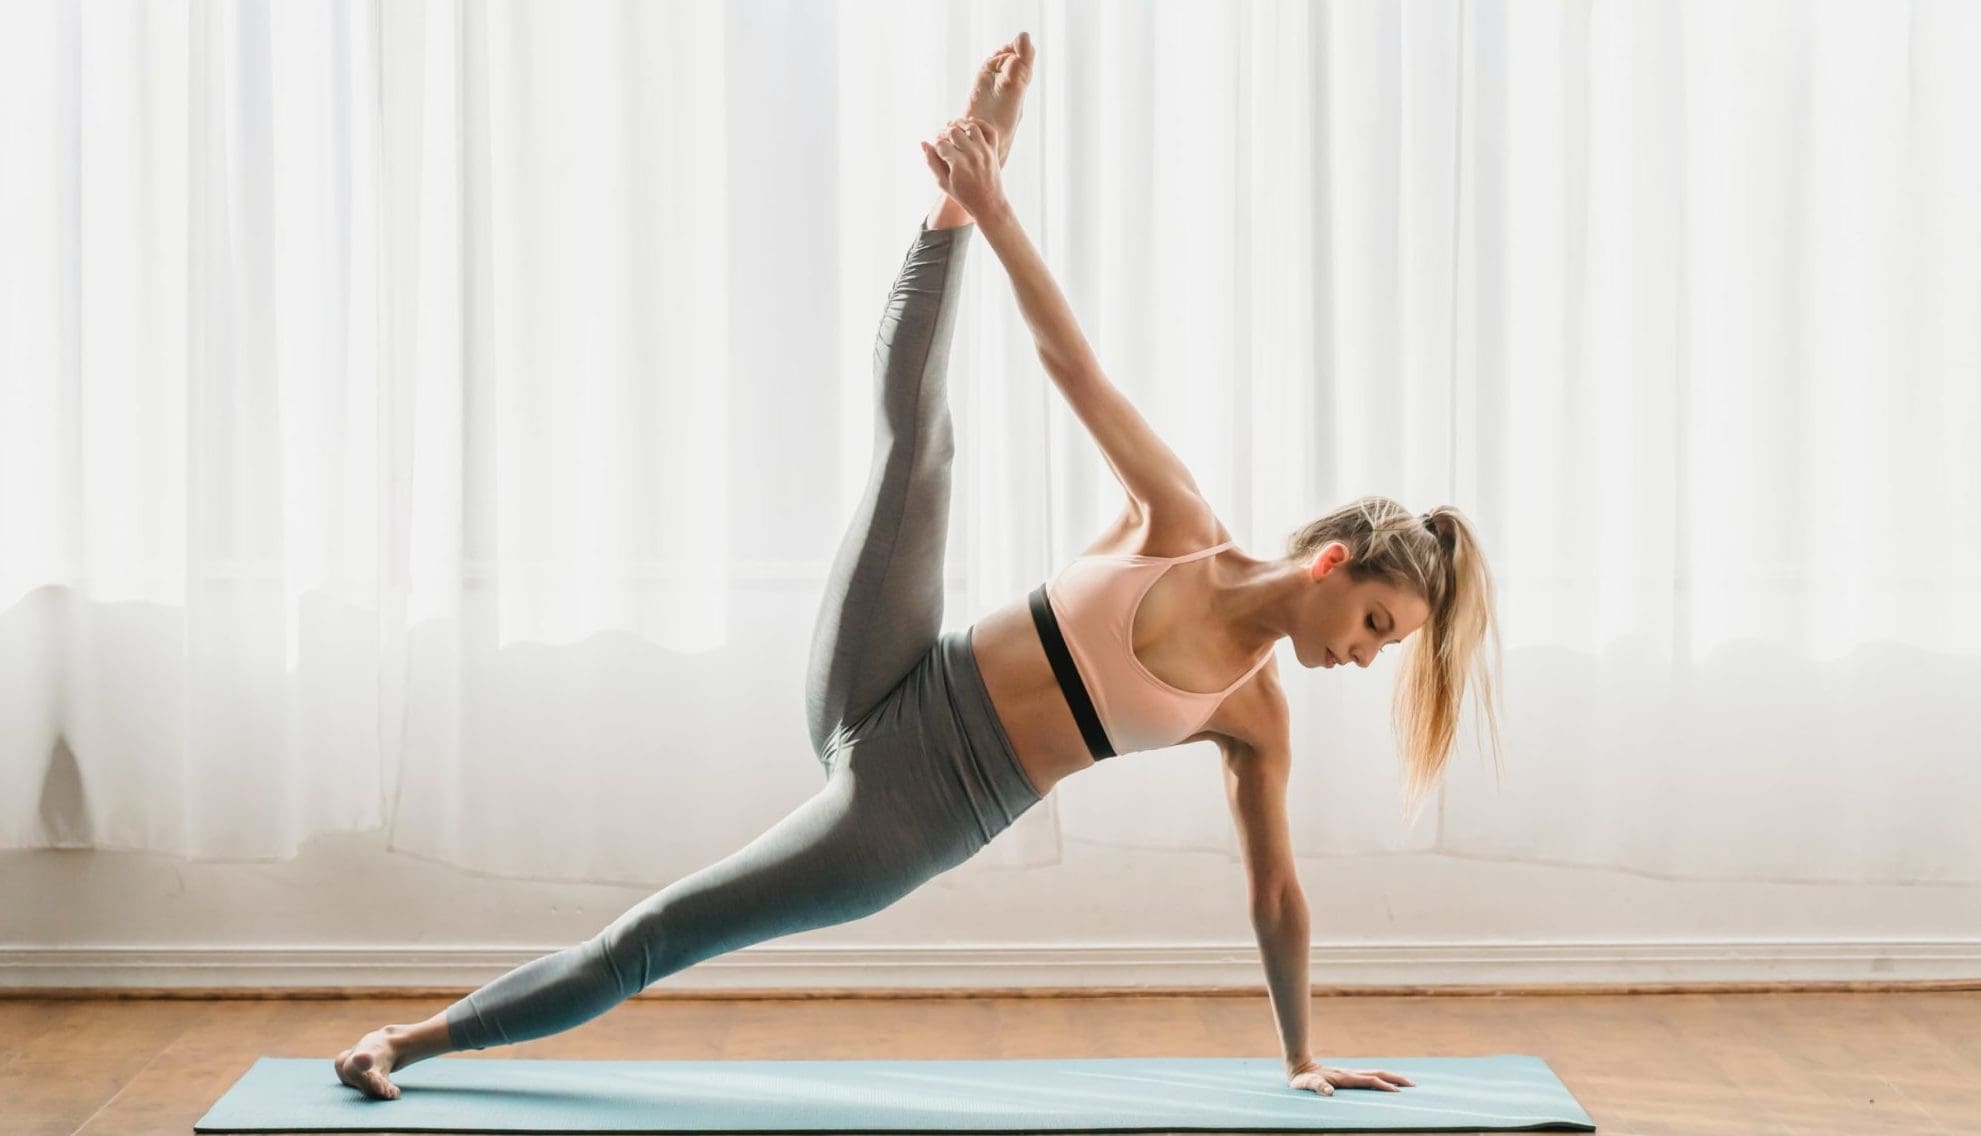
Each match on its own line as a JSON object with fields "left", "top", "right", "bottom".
{"left": 921, "top": 117, "right": 1006, "bottom": 222}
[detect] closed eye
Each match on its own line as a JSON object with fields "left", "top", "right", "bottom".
{"left": 1370, "top": 611, "right": 1396, "bottom": 646}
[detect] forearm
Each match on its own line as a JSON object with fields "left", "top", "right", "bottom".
{"left": 971, "top": 201, "right": 1102, "bottom": 380}
{"left": 1251, "top": 893, "right": 1313, "bottom": 1071}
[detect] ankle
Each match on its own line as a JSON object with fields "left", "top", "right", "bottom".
{"left": 383, "top": 1016, "right": 454, "bottom": 1063}
{"left": 926, "top": 195, "right": 976, "bottom": 231}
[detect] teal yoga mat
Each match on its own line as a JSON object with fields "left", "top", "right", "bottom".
{"left": 194, "top": 1055, "right": 1595, "bottom": 1133}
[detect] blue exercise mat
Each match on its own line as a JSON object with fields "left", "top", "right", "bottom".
{"left": 194, "top": 1054, "right": 1596, "bottom": 1133}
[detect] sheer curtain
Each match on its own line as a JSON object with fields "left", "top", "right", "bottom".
{"left": 2, "top": 1, "right": 1975, "bottom": 890}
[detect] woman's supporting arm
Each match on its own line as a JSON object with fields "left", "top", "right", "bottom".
{"left": 1253, "top": 892, "right": 1315, "bottom": 1074}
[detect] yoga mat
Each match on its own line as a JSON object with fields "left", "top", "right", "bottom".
{"left": 195, "top": 1054, "right": 1595, "bottom": 1133}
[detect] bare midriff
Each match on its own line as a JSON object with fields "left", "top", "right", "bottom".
{"left": 968, "top": 597, "right": 1105, "bottom": 796}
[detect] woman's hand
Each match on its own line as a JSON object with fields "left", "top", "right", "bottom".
{"left": 920, "top": 116, "right": 1007, "bottom": 222}
{"left": 1286, "top": 1057, "right": 1416, "bottom": 1096}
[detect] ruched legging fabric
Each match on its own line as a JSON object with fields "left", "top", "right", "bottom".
{"left": 443, "top": 220, "right": 1044, "bottom": 1053}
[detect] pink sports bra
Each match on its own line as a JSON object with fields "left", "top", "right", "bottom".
{"left": 1043, "top": 540, "right": 1273, "bottom": 755}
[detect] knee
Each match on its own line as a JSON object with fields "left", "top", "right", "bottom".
{"left": 593, "top": 901, "right": 685, "bottom": 998}
{"left": 923, "top": 417, "right": 956, "bottom": 466}
{"left": 594, "top": 890, "right": 737, "bottom": 996}
{"left": 877, "top": 413, "right": 955, "bottom": 471}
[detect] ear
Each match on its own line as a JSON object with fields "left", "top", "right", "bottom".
{"left": 1308, "top": 542, "right": 1347, "bottom": 581}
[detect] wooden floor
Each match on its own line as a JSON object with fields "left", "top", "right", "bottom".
{"left": 3, "top": 991, "right": 1977, "bottom": 1135}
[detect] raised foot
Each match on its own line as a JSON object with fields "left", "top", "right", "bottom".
{"left": 963, "top": 31, "right": 1035, "bottom": 165}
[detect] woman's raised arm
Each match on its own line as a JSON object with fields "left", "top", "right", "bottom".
{"left": 922, "top": 118, "right": 1202, "bottom": 509}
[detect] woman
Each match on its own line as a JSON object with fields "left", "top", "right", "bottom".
{"left": 337, "top": 32, "right": 1499, "bottom": 1102}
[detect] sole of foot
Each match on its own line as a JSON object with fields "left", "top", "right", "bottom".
{"left": 965, "top": 31, "right": 1035, "bottom": 165}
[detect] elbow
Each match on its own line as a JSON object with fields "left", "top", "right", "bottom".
{"left": 1039, "top": 348, "right": 1103, "bottom": 388}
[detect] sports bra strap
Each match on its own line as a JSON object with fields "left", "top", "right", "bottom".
{"left": 1237, "top": 645, "right": 1274, "bottom": 680}
{"left": 1166, "top": 540, "right": 1235, "bottom": 564}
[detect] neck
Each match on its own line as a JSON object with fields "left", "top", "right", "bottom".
{"left": 1210, "top": 550, "right": 1305, "bottom": 657}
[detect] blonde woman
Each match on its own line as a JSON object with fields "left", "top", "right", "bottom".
{"left": 338, "top": 31, "right": 1500, "bottom": 1103}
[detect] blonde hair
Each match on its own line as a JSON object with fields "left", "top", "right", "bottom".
{"left": 1284, "top": 495, "right": 1505, "bottom": 824}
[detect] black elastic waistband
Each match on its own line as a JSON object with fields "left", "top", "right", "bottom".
{"left": 1026, "top": 583, "right": 1116, "bottom": 760}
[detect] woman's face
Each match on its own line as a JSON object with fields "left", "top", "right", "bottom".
{"left": 1297, "top": 542, "right": 1431, "bottom": 670}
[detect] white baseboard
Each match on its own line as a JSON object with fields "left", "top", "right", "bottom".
{"left": 2, "top": 939, "right": 1976, "bottom": 992}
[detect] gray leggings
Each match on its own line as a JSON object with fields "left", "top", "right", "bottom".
{"left": 444, "top": 220, "right": 1044, "bottom": 1052}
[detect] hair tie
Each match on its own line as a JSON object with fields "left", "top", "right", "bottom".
{"left": 1422, "top": 512, "right": 1439, "bottom": 537}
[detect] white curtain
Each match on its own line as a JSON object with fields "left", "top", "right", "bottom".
{"left": 3, "top": 0, "right": 1976, "bottom": 892}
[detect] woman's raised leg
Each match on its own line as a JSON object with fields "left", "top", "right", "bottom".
{"left": 801, "top": 218, "right": 972, "bottom": 761}
{"left": 802, "top": 36, "right": 1034, "bottom": 763}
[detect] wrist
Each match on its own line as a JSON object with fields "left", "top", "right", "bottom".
{"left": 972, "top": 196, "right": 1017, "bottom": 231}
{"left": 1285, "top": 1055, "right": 1317, "bottom": 1075}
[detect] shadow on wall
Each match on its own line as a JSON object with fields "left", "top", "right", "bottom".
{"left": 39, "top": 734, "right": 94, "bottom": 847}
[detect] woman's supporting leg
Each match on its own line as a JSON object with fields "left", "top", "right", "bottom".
{"left": 443, "top": 759, "right": 961, "bottom": 1053}
{"left": 338, "top": 709, "right": 1001, "bottom": 1098}
{"left": 802, "top": 220, "right": 973, "bottom": 761}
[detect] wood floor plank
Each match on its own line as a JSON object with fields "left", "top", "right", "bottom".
{"left": 0, "top": 999, "right": 70, "bottom": 1070}
{"left": 2, "top": 1000, "right": 205, "bottom": 1136}
{"left": 76, "top": 999, "right": 376, "bottom": 1136}
{"left": 1691, "top": 993, "right": 1956, "bottom": 1135}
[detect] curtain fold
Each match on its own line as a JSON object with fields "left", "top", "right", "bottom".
{"left": 2, "top": 0, "right": 1975, "bottom": 890}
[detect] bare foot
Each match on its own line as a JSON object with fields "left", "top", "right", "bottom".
{"left": 963, "top": 31, "right": 1035, "bottom": 165}
{"left": 333, "top": 1027, "right": 406, "bottom": 1100}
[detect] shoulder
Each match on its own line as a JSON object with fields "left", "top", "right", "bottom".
{"left": 1082, "top": 489, "right": 1235, "bottom": 559}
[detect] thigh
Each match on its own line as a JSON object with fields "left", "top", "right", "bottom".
{"left": 597, "top": 753, "right": 973, "bottom": 988}
{"left": 803, "top": 224, "right": 973, "bottom": 759}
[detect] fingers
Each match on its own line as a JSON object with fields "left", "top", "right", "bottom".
{"left": 936, "top": 118, "right": 993, "bottom": 159}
